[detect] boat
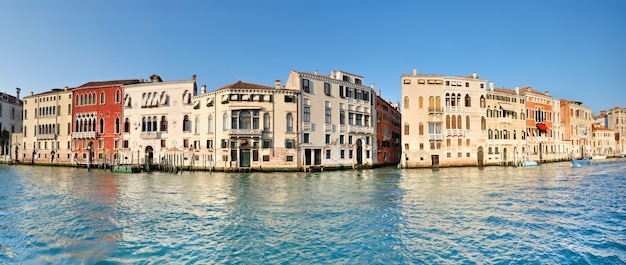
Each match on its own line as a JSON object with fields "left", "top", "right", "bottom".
{"left": 112, "top": 165, "right": 142, "bottom": 173}
{"left": 571, "top": 158, "right": 591, "bottom": 167}
{"left": 592, "top": 155, "right": 607, "bottom": 160}
{"left": 523, "top": 161, "right": 538, "bottom": 167}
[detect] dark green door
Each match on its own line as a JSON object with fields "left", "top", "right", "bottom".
{"left": 240, "top": 149, "right": 251, "bottom": 168}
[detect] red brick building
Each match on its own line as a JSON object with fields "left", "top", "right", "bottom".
{"left": 375, "top": 90, "right": 402, "bottom": 166}
{"left": 72, "top": 79, "right": 139, "bottom": 165}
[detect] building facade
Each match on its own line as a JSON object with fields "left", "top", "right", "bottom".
{"left": 284, "top": 70, "right": 376, "bottom": 169}
{"left": 72, "top": 79, "right": 139, "bottom": 166}
{"left": 375, "top": 91, "right": 401, "bottom": 166}
{"left": 0, "top": 88, "right": 22, "bottom": 160}
{"left": 120, "top": 74, "right": 196, "bottom": 168}
{"left": 192, "top": 80, "right": 300, "bottom": 171}
{"left": 603, "top": 106, "right": 626, "bottom": 155}
{"left": 21, "top": 87, "right": 73, "bottom": 164}
{"left": 484, "top": 84, "right": 527, "bottom": 165}
{"left": 560, "top": 99, "right": 593, "bottom": 159}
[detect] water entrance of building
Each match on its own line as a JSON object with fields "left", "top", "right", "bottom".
{"left": 431, "top": 154, "right": 439, "bottom": 166}
{"left": 305, "top": 149, "right": 322, "bottom": 166}
{"left": 477, "top": 146, "right": 484, "bottom": 166}
{"left": 145, "top": 146, "right": 153, "bottom": 170}
{"left": 356, "top": 139, "right": 363, "bottom": 165}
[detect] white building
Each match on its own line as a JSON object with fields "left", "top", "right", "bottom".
{"left": 120, "top": 74, "right": 196, "bottom": 168}
{"left": 0, "top": 88, "right": 22, "bottom": 160}
{"left": 284, "top": 70, "right": 376, "bottom": 169}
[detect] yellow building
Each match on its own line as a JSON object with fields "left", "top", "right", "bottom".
{"left": 484, "top": 84, "right": 526, "bottom": 165}
{"left": 401, "top": 69, "right": 487, "bottom": 168}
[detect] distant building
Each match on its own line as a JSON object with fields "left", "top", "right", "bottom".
{"left": 0, "top": 88, "right": 22, "bottom": 159}
{"left": 601, "top": 106, "right": 626, "bottom": 155}
{"left": 560, "top": 99, "right": 593, "bottom": 159}
{"left": 401, "top": 69, "right": 487, "bottom": 168}
{"left": 484, "top": 83, "right": 526, "bottom": 165}
{"left": 375, "top": 90, "right": 401, "bottom": 166}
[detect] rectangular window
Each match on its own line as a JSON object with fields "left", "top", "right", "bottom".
{"left": 325, "top": 107, "right": 331, "bottom": 124}
{"left": 302, "top": 79, "right": 310, "bottom": 92}
{"left": 325, "top": 134, "right": 331, "bottom": 144}
{"left": 284, "top": 95, "right": 295, "bottom": 103}
{"left": 304, "top": 106, "right": 311, "bottom": 122}
{"left": 286, "top": 155, "right": 293, "bottom": 162}
{"left": 161, "top": 139, "right": 166, "bottom": 148}
{"left": 262, "top": 139, "right": 272, "bottom": 148}
{"left": 285, "top": 139, "right": 295, "bottom": 149}
{"left": 349, "top": 150, "right": 353, "bottom": 159}
{"left": 123, "top": 140, "right": 129, "bottom": 148}
{"left": 346, "top": 87, "right": 352, "bottom": 98}
{"left": 263, "top": 155, "right": 270, "bottom": 162}
{"left": 324, "top": 83, "right": 331, "bottom": 95}
{"left": 253, "top": 150, "right": 259, "bottom": 161}
{"left": 303, "top": 133, "right": 310, "bottom": 143}
{"left": 221, "top": 139, "right": 228, "bottom": 148}
{"left": 183, "top": 139, "right": 189, "bottom": 148}
{"left": 340, "top": 111, "right": 345, "bottom": 125}
{"left": 339, "top": 135, "right": 344, "bottom": 144}
{"left": 348, "top": 136, "right": 353, "bottom": 144}
{"left": 420, "top": 143, "right": 424, "bottom": 150}
{"left": 340, "top": 150, "right": 345, "bottom": 159}
{"left": 326, "top": 149, "right": 331, "bottom": 159}
{"left": 339, "top": 85, "right": 344, "bottom": 97}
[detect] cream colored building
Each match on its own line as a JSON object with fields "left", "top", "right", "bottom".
{"left": 120, "top": 74, "right": 196, "bottom": 168}
{"left": 549, "top": 99, "right": 572, "bottom": 161}
{"left": 560, "top": 99, "right": 593, "bottom": 159}
{"left": 591, "top": 126, "right": 616, "bottom": 157}
{"left": 603, "top": 106, "right": 626, "bottom": 155}
{"left": 284, "top": 70, "right": 376, "bottom": 169}
{"left": 21, "top": 87, "right": 74, "bottom": 164}
{"left": 0, "top": 88, "right": 22, "bottom": 161}
{"left": 484, "top": 84, "right": 527, "bottom": 165}
{"left": 401, "top": 69, "right": 487, "bottom": 168}
{"left": 191, "top": 80, "right": 300, "bottom": 171}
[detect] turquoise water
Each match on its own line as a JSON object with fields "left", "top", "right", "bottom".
{"left": 0, "top": 161, "right": 625, "bottom": 264}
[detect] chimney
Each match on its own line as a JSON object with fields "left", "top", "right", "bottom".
{"left": 489, "top": 81, "right": 494, "bottom": 91}
{"left": 275, "top": 80, "right": 281, "bottom": 89}
{"left": 378, "top": 89, "right": 381, "bottom": 97}
{"left": 472, "top": 72, "right": 477, "bottom": 79}
{"left": 314, "top": 70, "right": 318, "bottom": 75}
{"left": 371, "top": 83, "right": 375, "bottom": 89}
{"left": 515, "top": 86, "right": 519, "bottom": 95}
{"left": 192, "top": 74, "right": 196, "bottom": 81}
{"left": 16, "top": 87, "right": 20, "bottom": 99}
{"left": 412, "top": 68, "right": 417, "bottom": 75}
{"left": 544, "top": 91, "right": 549, "bottom": 96}
{"left": 64, "top": 86, "right": 68, "bottom": 91}
{"left": 201, "top": 84, "right": 206, "bottom": 94}
{"left": 31, "top": 91, "right": 34, "bottom": 96}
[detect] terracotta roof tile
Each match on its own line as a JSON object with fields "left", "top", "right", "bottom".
{"left": 78, "top": 79, "right": 140, "bottom": 88}
{"left": 215, "top": 81, "right": 274, "bottom": 91}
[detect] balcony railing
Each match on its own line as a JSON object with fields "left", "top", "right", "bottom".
{"left": 325, "top": 124, "right": 332, "bottom": 132}
{"left": 340, "top": 125, "right": 346, "bottom": 132}
{"left": 428, "top": 107, "right": 444, "bottom": 114}
{"left": 303, "top": 122, "right": 312, "bottom": 131}
{"left": 444, "top": 106, "right": 464, "bottom": 112}
{"left": 347, "top": 125, "right": 374, "bottom": 134}
{"left": 229, "top": 129, "right": 262, "bottom": 136}
{"left": 446, "top": 129, "right": 465, "bottom": 136}
{"left": 499, "top": 117, "right": 513, "bottom": 124}
{"left": 36, "top": 134, "right": 56, "bottom": 140}
{"left": 140, "top": 131, "right": 161, "bottom": 139}
{"left": 428, "top": 134, "right": 444, "bottom": 141}
{"left": 72, "top": 131, "right": 98, "bottom": 139}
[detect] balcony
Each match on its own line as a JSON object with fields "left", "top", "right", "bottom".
{"left": 72, "top": 131, "right": 98, "bottom": 139}
{"left": 428, "top": 134, "right": 444, "bottom": 141}
{"left": 499, "top": 117, "right": 513, "bottom": 124}
{"left": 446, "top": 129, "right": 465, "bottom": 136}
{"left": 444, "top": 106, "right": 464, "bottom": 113}
{"left": 140, "top": 131, "right": 161, "bottom": 139}
{"left": 303, "top": 122, "right": 312, "bottom": 131}
{"left": 325, "top": 124, "right": 333, "bottom": 132}
{"left": 428, "top": 107, "right": 444, "bottom": 115}
{"left": 347, "top": 125, "right": 374, "bottom": 134}
{"left": 229, "top": 129, "right": 262, "bottom": 136}
{"left": 340, "top": 125, "right": 346, "bottom": 132}
{"left": 36, "top": 134, "right": 56, "bottom": 140}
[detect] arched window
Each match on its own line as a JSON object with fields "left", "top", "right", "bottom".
{"left": 403, "top": 96, "right": 409, "bottom": 109}
{"left": 466, "top": 116, "right": 470, "bottom": 130}
{"left": 450, "top": 93, "right": 456, "bottom": 107}
{"left": 239, "top": 110, "right": 251, "bottom": 130}
{"left": 480, "top": 95, "right": 486, "bottom": 108}
{"left": 152, "top": 116, "right": 157, "bottom": 132}
{"left": 456, "top": 94, "right": 461, "bottom": 107}
{"left": 194, "top": 116, "right": 199, "bottom": 134}
{"left": 160, "top": 116, "right": 167, "bottom": 132}
{"left": 286, "top": 113, "right": 293, "bottom": 132}
{"left": 99, "top": 118, "right": 104, "bottom": 134}
{"left": 147, "top": 117, "right": 152, "bottom": 131}
{"left": 208, "top": 115, "right": 213, "bottom": 133}
{"left": 124, "top": 118, "right": 130, "bottom": 133}
{"left": 115, "top": 89, "right": 121, "bottom": 103}
{"left": 445, "top": 93, "right": 451, "bottom": 106}
{"left": 436, "top": 96, "right": 441, "bottom": 111}
{"left": 419, "top": 122, "right": 424, "bottom": 135}
{"left": 100, "top": 91, "right": 105, "bottom": 104}
{"left": 446, "top": 115, "right": 451, "bottom": 129}
{"left": 487, "top": 109, "right": 492, "bottom": 117}
{"left": 513, "top": 130, "right": 517, "bottom": 140}
{"left": 418, "top": 96, "right": 423, "bottom": 109}
{"left": 223, "top": 112, "right": 228, "bottom": 131}
{"left": 429, "top": 96, "right": 435, "bottom": 111}
{"left": 488, "top": 129, "right": 493, "bottom": 139}
{"left": 451, "top": 115, "right": 457, "bottom": 129}
{"left": 457, "top": 115, "right": 462, "bottom": 129}
{"left": 404, "top": 123, "right": 409, "bottom": 135}
{"left": 494, "top": 129, "right": 499, "bottom": 139}
{"left": 183, "top": 115, "right": 190, "bottom": 132}
{"left": 115, "top": 117, "right": 120, "bottom": 134}
{"left": 465, "top": 94, "right": 471, "bottom": 107}
{"left": 142, "top": 117, "right": 147, "bottom": 131}
{"left": 264, "top": 113, "right": 271, "bottom": 132}
{"left": 481, "top": 116, "right": 486, "bottom": 130}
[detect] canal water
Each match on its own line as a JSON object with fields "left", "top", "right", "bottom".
{"left": 0, "top": 161, "right": 624, "bottom": 264}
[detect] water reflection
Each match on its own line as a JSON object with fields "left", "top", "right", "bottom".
{"left": 0, "top": 160, "right": 624, "bottom": 264}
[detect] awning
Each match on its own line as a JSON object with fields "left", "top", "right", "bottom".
{"left": 499, "top": 103, "right": 515, "bottom": 112}
{"left": 536, "top": 123, "right": 548, "bottom": 131}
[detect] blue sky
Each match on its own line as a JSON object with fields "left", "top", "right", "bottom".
{"left": 1, "top": 0, "right": 624, "bottom": 113}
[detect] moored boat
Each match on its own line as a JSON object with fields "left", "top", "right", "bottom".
{"left": 592, "top": 155, "right": 607, "bottom": 160}
{"left": 571, "top": 158, "right": 591, "bottom": 167}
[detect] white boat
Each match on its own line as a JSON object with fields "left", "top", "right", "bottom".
{"left": 592, "top": 155, "right": 607, "bottom": 160}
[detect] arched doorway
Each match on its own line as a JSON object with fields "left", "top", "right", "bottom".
{"left": 239, "top": 139, "right": 251, "bottom": 168}
{"left": 356, "top": 139, "right": 363, "bottom": 165}
{"left": 145, "top": 146, "right": 154, "bottom": 171}
{"left": 477, "top": 146, "right": 484, "bottom": 166}
{"left": 502, "top": 147, "right": 507, "bottom": 165}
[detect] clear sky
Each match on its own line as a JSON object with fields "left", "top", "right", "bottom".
{"left": 1, "top": 0, "right": 625, "bottom": 113}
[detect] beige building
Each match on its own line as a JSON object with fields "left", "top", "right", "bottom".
{"left": 21, "top": 87, "right": 74, "bottom": 164}
{"left": 484, "top": 84, "right": 527, "bottom": 165}
{"left": 0, "top": 88, "right": 22, "bottom": 161}
{"left": 560, "top": 99, "right": 593, "bottom": 159}
{"left": 401, "top": 69, "right": 487, "bottom": 168}
{"left": 284, "top": 70, "right": 376, "bottom": 169}
{"left": 120, "top": 74, "right": 196, "bottom": 168}
{"left": 603, "top": 106, "right": 626, "bottom": 155}
{"left": 591, "top": 126, "right": 616, "bottom": 157}
{"left": 192, "top": 80, "right": 300, "bottom": 171}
